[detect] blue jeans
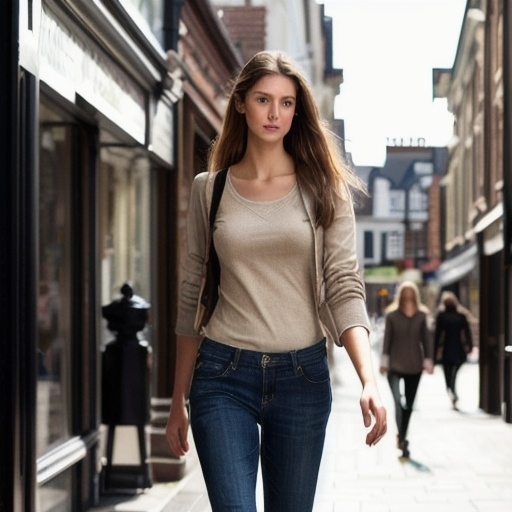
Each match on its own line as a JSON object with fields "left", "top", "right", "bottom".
{"left": 189, "top": 337, "right": 332, "bottom": 512}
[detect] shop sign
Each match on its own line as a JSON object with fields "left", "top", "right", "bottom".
{"left": 364, "top": 266, "right": 400, "bottom": 284}
{"left": 39, "top": 12, "right": 76, "bottom": 103}
{"left": 39, "top": 9, "right": 146, "bottom": 144}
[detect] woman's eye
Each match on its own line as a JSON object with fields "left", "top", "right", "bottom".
{"left": 257, "top": 97, "right": 268, "bottom": 104}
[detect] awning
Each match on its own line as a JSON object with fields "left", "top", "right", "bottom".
{"left": 437, "top": 245, "right": 478, "bottom": 286}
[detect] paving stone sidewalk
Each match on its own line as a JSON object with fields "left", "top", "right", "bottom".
{"left": 91, "top": 343, "right": 512, "bottom": 512}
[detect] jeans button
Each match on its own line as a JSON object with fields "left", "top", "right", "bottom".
{"left": 261, "top": 355, "right": 271, "bottom": 368}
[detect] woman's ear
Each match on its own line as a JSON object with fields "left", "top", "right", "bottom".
{"left": 234, "top": 97, "right": 245, "bottom": 114}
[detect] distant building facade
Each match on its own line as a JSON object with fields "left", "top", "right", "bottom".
{"left": 212, "top": 0, "right": 343, "bottom": 122}
{"left": 355, "top": 146, "right": 447, "bottom": 315}
{"left": 434, "top": 0, "right": 511, "bottom": 421}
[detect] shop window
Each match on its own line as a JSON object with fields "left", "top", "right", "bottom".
{"left": 37, "top": 122, "right": 73, "bottom": 456}
{"left": 37, "top": 98, "right": 96, "bottom": 511}
{"left": 386, "top": 231, "right": 404, "bottom": 261}
{"left": 37, "top": 467, "right": 72, "bottom": 512}
{"left": 364, "top": 231, "right": 374, "bottom": 259}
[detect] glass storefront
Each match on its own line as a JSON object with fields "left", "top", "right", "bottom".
{"left": 37, "top": 118, "right": 73, "bottom": 458}
{"left": 37, "top": 101, "right": 79, "bottom": 512}
{"left": 15, "top": 0, "right": 172, "bottom": 507}
{"left": 37, "top": 103, "right": 156, "bottom": 508}
{"left": 37, "top": 468, "right": 72, "bottom": 512}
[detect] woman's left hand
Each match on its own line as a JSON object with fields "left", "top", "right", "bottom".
{"left": 360, "top": 382, "right": 387, "bottom": 447}
{"left": 340, "top": 326, "right": 388, "bottom": 447}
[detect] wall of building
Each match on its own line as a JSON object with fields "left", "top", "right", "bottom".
{"left": 440, "top": 0, "right": 508, "bottom": 418}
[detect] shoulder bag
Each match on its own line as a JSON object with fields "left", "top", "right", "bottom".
{"left": 194, "top": 168, "right": 228, "bottom": 333}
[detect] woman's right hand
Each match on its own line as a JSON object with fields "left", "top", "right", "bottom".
{"left": 166, "top": 335, "right": 201, "bottom": 456}
{"left": 165, "top": 401, "right": 190, "bottom": 456}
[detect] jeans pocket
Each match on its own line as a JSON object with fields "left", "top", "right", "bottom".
{"left": 194, "top": 354, "right": 232, "bottom": 380}
{"left": 298, "top": 356, "right": 330, "bottom": 384}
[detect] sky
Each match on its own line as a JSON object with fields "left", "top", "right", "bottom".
{"left": 321, "top": 0, "right": 467, "bottom": 166}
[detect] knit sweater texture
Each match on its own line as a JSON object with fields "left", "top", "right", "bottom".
{"left": 175, "top": 170, "right": 370, "bottom": 351}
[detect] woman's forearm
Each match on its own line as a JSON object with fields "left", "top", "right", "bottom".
{"left": 341, "top": 326, "right": 377, "bottom": 386}
{"left": 340, "top": 325, "right": 387, "bottom": 445}
{"left": 166, "top": 335, "right": 200, "bottom": 455}
{"left": 171, "top": 335, "right": 201, "bottom": 407}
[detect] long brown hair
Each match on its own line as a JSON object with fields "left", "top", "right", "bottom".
{"left": 207, "top": 51, "right": 366, "bottom": 228}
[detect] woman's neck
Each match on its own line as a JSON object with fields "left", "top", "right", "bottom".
{"left": 234, "top": 144, "right": 294, "bottom": 180}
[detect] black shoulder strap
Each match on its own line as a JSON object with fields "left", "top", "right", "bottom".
{"left": 209, "top": 168, "right": 228, "bottom": 227}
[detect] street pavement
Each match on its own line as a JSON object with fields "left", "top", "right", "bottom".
{"left": 90, "top": 340, "right": 512, "bottom": 512}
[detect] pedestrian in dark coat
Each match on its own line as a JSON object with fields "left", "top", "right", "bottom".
{"left": 434, "top": 293, "right": 473, "bottom": 410}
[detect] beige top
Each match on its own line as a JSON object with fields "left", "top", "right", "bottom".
{"left": 175, "top": 170, "right": 371, "bottom": 348}
{"left": 203, "top": 174, "right": 324, "bottom": 351}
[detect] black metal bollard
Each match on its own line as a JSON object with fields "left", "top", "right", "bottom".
{"left": 101, "top": 283, "right": 152, "bottom": 492}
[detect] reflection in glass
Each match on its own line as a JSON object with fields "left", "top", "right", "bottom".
{"left": 99, "top": 146, "right": 152, "bottom": 347}
{"left": 37, "top": 124, "right": 72, "bottom": 457}
{"left": 37, "top": 467, "right": 72, "bottom": 512}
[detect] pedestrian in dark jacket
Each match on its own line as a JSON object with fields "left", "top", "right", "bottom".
{"left": 434, "top": 293, "right": 473, "bottom": 410}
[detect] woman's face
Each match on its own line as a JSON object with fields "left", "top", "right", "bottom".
{"left": 239, "top": 74, "right": 297, "bottom": 145}
{"left": 400, "top": 287, "right": 417, "bottom": 307}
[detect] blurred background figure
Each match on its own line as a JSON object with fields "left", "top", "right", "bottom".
{"left": 434, "top": 292, "right": 473, "bottom": 410}
{"left": 380, "top": 281, "right": 434, "bottom": 459}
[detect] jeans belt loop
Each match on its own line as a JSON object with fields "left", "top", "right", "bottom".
{"left": 290, "top": 350, "right": 299, "bottom": 372}
{"left": 232, "top": 347, "right": 241, "bottom": 370}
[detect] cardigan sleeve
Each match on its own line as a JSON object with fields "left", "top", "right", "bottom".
{"left": 322, "top": 189, "right": 370, "bottom": 341}
{"left": 174, "top": 172, "right": 209, "bottom": 336}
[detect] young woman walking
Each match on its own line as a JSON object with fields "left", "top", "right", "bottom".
{"left": 166, "top": 51, "right": 387, "bottom": 512}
